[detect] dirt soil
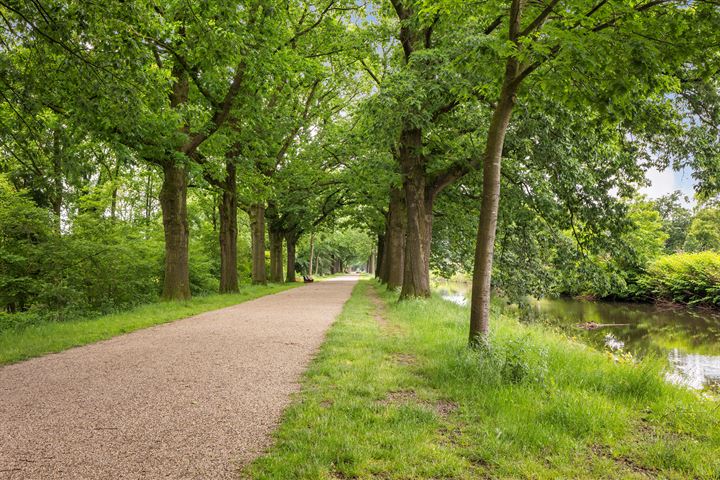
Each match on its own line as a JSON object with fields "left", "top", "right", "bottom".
{"left": 0, "top": 276, "right": 358, "bottom": 479}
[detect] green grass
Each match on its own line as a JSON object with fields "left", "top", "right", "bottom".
{"left": 0, "top": 283, "right": 300, "bottom": 365}
{"left": 245, "top": 280, "right": 720, "bottom": 479}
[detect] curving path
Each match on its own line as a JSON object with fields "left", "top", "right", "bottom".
{"left": 0, "top": 276, "right": 358, "bottom": 479}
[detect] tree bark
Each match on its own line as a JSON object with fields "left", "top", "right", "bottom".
{"left": 249, "top": 203, "right": 267, "bottom": 285}
{"left": 159, "top": 162, "right": 191, "bottom": 300}
{"left": 109, "top": 159, "right": 121, "bottom": 220}
{"left": 385, "top": 187, "right": 407, "bottom": 290}
{"left": 285, "top": 232, "right": 298, "bottom": 283}
{"left": 218, "top": 162, "right": 239, "bottom": 293}
{"left": 398, "top": 129, "right": 431, "bottom": 298}
{"left": 51, "top": 128, "right": 62, "bottom": 232}
{"left": 269, "top": 228, "right": 284, "bottom": 282}
{"left": 469, "top": 59, "right": 521, "bottom": 344}
{"left": 144, "top": 173, "right": 154, "bottom": 226}
{"left": 375, "top": 233, "right": 385, "bottom": 279}
{"left": 308, "top": 232, "right": 315, "bottom": 276}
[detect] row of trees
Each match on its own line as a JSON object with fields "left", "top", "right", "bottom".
{"left": 0, "top": 0, "right": 380, "bottom": 322}
{"left": 2, "top": 0, "right": 720, "bottom": 345}
{"left": 354, "top": 0, "right": 720, "bottom": 342}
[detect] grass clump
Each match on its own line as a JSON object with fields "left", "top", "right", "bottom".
{"left": 246, "top": 280, "right": 720, "bottom": 479}
{"left": 0, "top": 282, "right": 299, "bottom": 365}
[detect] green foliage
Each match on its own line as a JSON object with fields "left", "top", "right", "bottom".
{"left": 653, "top": 192, "right": 692, "bottom": 253}
{"left": 640, "top": 252, "right": 720, "bottom": 306}
{"left": 0, "top": 177, "right": 53, "bottom": 312}
{"left": 550, "top": 198, "right": 668, "bottom": 299}
{"left": 619, "top": 200, "right": 668, "bottom": 274}
{"left": 684, "top": 207, "right": 720, "bottom": 253}
{"left": 297, "top": 227, "right": 373, "bottom": 274}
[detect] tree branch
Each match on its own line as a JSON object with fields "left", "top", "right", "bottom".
{"left": 519, "top": 0, "right": 561, "bottom": 38}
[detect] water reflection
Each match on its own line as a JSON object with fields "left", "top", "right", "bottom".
{"left": 438, "top": 287, "right": 720, "bottom": 390}
{"left": 604, "top": 334, "right": 625, "bottom": 351}
{"left": 667, "top": 350, "right": 720, "bottom": 390}
{"left": 441, "top": 292, "right": 467, "bottom": 306}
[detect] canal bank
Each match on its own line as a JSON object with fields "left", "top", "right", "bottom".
{"left": 435, "top": 280, "right": 720, "bottom": 390}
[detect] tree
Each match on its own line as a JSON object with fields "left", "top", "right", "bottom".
{"left": 684, "top": 207, "right": 720, "bottom": 252}
{"left": 461, "top": 0, "right": 720, "bottom": 344}
{"left": 2, "top": 1, "right": 280, "bottom": 299}
{"left": 653, "top": 192, "right": 692, "bottom": 253}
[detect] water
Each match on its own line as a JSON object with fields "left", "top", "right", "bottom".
{"left": 438, "top": 287, "right": 720, "bottom": 390}
{"left": 532, "top": 298, "right": 720, "bottom": 389}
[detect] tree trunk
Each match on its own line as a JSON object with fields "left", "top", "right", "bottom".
{"left": 332, "top": 257, "right": 342, "bottom": 274}
{"left": 286, "top": 232, "right": 298, "bottom": 283}
{"left": 375, "top": 233, "right": 385, "bottom": 279}
{"left": 398, "top": 129, "right": 431, "bottom": 298}
{"left": 219, "top": 162, "right": 239, "bottom": 293}
{"left": 469, "top": 63, "right": 520, "bottom": 345}
{"left": 308, "top": 232, "right": 315, "bottom": 276}
{"left": 51, "top": 128, "right": 62, "bottom": 232}
{"left": 385, "top": 187, "right": 407, "bottom": 290}
{"left": 159, "top": 162, "right": 191, "bottom": 300}
{"left": 249, "top": 203, "right": 267, "bottom": 285}
{"left": 269, "top": 228, "right": 284, "bottom": 282}
{"left": 315, "top": 255, "right": 321, "bottom": 276}
{"left": 145, "top": 173, "right": 154, "bottom": 226}
{"left": 110, "top": 159, "right": 121, "bottom": 220}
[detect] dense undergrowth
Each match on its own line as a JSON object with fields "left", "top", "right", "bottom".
{"left": 640, "top": 252, "right": 720, "bottom": 306}
{"left": 246, "top": 280, "right": 720, "bottom": 479}
{"left": 0, "top": 282, "right": 298, "bottom": 365}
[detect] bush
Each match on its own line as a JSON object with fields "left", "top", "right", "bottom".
{"left": 0, "top": 179, "right": 167, "bottom": 324}
{"left": 639, "top": 252, "right": 720, "bottom": 306}
{"left": 0, "top": 178, "right": 54, "bottom": 313}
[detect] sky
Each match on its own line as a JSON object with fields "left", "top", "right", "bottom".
{"left": 641, "top": 166, "right": 696, "bottom": 206}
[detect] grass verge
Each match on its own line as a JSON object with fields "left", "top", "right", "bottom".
{"left": 245, "top": 280, "right": 720, "bottom": 479}
{"left": 0, "top": 282, "right": 299, "bottom": 365}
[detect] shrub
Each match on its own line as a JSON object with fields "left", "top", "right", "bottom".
{"left": 639, "top": 252, "right": 720, "bottom": 306}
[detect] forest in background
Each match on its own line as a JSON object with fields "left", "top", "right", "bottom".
{"left": 1, "top": 0, "right": 719, "bottom": 344}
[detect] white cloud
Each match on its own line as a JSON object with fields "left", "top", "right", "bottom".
{"left": 640, "top": 166, "right": 696, "bottom": 206}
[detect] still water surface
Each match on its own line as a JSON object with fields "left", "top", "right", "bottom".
{"left": 439, "top": 287, "right": 720, "bottom": 389}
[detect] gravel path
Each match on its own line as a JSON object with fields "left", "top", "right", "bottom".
{"left": 0, "top": 276, "right": 358, "bottom": 479}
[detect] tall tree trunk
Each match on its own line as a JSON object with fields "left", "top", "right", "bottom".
{"left": 469, "top": 61, "right": 520, "bottom": 345}
{"left": 110, "top": 159, "right": 121, "bottom": 220}
{"left": 51, "top": 128, "right": 62, "bottom": 232}
{"left": 249, "top": 203, "right": 267, "bottom": 285}
{"left": 315, "top": 255, "right": 320, "bottom": 276}
{"left": 331, "top": 257, "right": 341, "bottom": 274}
{"left": 379, "top": 221, "right": 391, "bottom": 283}
{"left": 159, "top": 162, "right": 191, "bottom": 300}
{"left": 269, "top": 228, "right": 284, "bottom": 282}
{"left": 145, "top": 172, "right": 153, "bottom": 226}
{"left": 308, "top": 232, "right": 315, "bottom": 276}
{"left": 286, "top": 232, "right": 297, "bottom": 283}
{"left": 219, "top": 162, "right": 239, "bottom": 293}
{"left": 385, "top": 187, "right": 407, "bottom": 289}
{"left": 398, "top": 129, "right": 431, "bottom": 298}
{"left": 375, "top": 233, "right": 385, "bottom": 279}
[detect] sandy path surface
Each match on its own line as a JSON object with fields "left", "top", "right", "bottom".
{"left": 0, "top": 276, "right": 358, "bottom": 480}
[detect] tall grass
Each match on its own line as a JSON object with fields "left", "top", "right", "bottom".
{"left": 640, "top": 251, "right": 720, "bottom": 306}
